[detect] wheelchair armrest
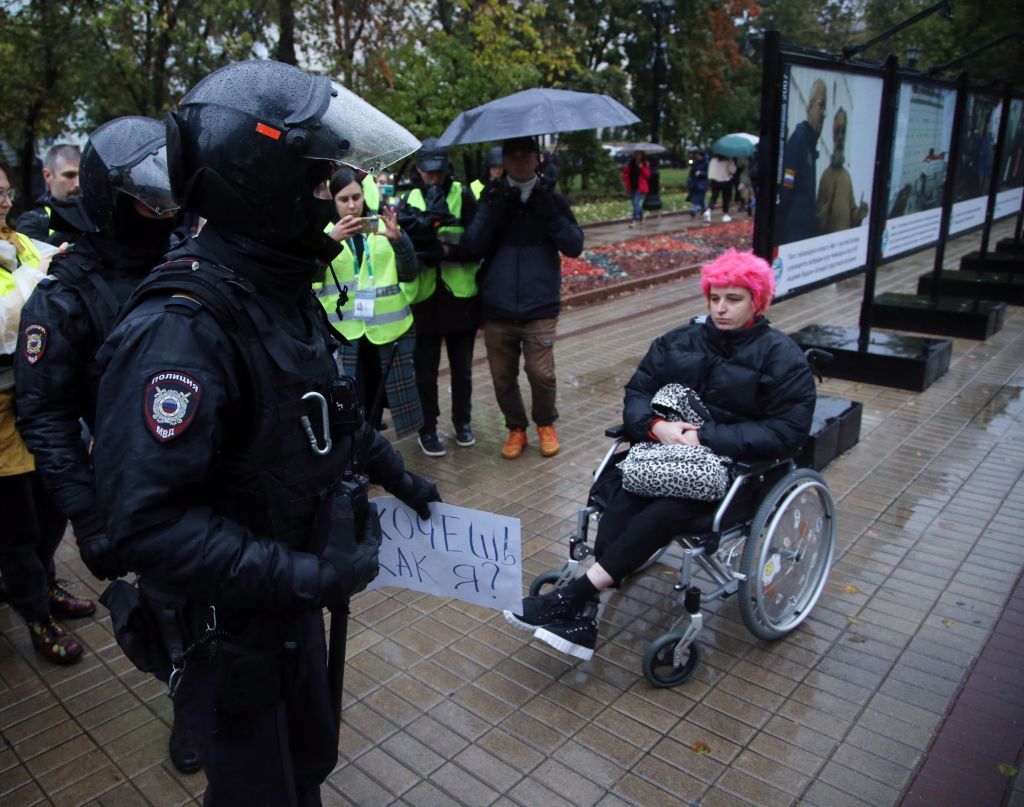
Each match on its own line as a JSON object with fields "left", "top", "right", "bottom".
{"left": 731, "top": 458, "right": 790, "bottom": 477}
{"left": 605, "top": 424, "right": 626, "bottom": 439}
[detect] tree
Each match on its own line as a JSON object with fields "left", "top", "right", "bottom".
{"left": 0, "top": 0, "right": 91, "bottom": 198}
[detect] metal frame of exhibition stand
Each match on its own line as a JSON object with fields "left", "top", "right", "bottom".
{"left": 755, "top": 34, "right": 952, "bottom": 395}
{"left": 872, "top": 78, "right": 1012, "bottom": 340}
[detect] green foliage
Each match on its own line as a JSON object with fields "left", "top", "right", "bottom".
{"left": 559, "top": 130, "right": 618, "bottom": 194}
{"left": 4, "top": 0, "right": 1017, "bottom": 199}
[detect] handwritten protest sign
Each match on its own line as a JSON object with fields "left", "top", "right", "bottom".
{"left": 366, "top": 497, "right": 523, "bottom": 613}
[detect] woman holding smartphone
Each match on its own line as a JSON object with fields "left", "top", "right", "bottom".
{"left": 314, "top": 166, "right": 424, "bottom": 437}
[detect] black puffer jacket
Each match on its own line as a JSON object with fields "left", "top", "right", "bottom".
{"left": 624, "top": 317, "right": 815, "bottom": 461}
{"left": 462, "top": 177, "right": 583, "bottom": 321}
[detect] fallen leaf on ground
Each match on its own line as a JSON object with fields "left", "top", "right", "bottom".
{"left": 691, "top": 740, "right": 712, "bottom": 755}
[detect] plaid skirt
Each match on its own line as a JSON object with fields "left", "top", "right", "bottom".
{"left": 338, "top": 329, "right": 422, "bottom": 439}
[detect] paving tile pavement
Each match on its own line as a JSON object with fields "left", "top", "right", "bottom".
{"left": 0, "top": 219, "right": 1022, "bottom": 805}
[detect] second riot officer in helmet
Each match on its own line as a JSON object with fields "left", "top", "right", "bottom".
{"left": 13, "top": 116, "right": 212, "bottom": 773}
{"left": 91, "top": 60, "right": 440, "bottom": 805}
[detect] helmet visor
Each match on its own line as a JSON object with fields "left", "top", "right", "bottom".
{"left": 118, "top": 145, "right": 179, "bottom": 215}
{"left": 309, "top": 82, "right": 420, "bottom": 173}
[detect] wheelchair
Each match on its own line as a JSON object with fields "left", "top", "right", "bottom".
{"left": 529, "top": 425, "right": 837, "bottom": 688}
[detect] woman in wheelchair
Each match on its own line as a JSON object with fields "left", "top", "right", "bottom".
{"left": 505, "top": 250, "right": 816, "bottom": 660}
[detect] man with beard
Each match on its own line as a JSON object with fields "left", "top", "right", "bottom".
{"left": 13, "top": 117, "right": 210, "bottom": 773}
{"left": 816, "top": 108, "right": 869, "bottom": 234}
{"left": 16, "top": 144, "right": 82, "bottom": 246}
{"left": 778, "top": 78, "right": 827, "bottom": 244}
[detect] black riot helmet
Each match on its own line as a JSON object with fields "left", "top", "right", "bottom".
{"left": 78, "top": 116, "right": 178, "bottom": 237}
{"left": 486, "top": 146, "right": 503, "bottom": 168}
{"left": 165, "top": 60, "right": 420, "bottom": 252}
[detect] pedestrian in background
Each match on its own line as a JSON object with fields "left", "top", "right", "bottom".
{"left": 621, "top": 150, "right": 651, "bottom": 228}
{"left": 688, "top": 150, "right": 709, "bottom": 218}
{"left": 706, "top": 153, "right": 736, "bottom": 222}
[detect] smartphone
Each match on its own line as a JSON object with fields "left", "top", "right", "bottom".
{"left": 360, "top": 216, "right": 379, "bottom": 234}
{"left": 380, "top": 183, "right": 395, "bottom": 197}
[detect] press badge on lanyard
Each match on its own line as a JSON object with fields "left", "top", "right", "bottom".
{"left": 351, "top": 236, "right": 376, "bottom": 320}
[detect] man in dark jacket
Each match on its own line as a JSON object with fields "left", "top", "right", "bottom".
{"left": 462, "top": 136, "right": 584, "bottom": 460}
{"left": 397, "top": 139, "right": 479, "bottom": 456}
{"left": 777, "top": 78, "right": 827, "bottom": 245}
{"left": 13, "top": 117, "right": 216, "bottom": 773}
{"left": 16, "top": 144, "right": 82, "bottom": 245}
{"left": 504, "top": 250, "right": 815, "bottom": 660}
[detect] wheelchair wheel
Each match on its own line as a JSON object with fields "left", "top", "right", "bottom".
{"left": 529, "top": 571, "right": 563, "bottom": 597}
{"left": 738, "top": 468, "right": 835, "bottom": 641}
{"left": 642, "top": 633, "right": 700, "bottom": 688}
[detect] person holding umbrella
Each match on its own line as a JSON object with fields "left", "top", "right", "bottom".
{"left": 621, "top": 150, "right": 651, "bottom": 228}
{"left": 462, "top": 137, "right": 583, "bottom": 460}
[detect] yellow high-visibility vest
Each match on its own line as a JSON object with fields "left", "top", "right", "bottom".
{"left": 404, "top": 182, "right": 477, "bottom": 301}
{"left": 314, "top": 226, "right": 414, "bottom": 344}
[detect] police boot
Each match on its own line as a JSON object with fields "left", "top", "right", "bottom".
{"left": 168, "top": 675, "right": 207, "bottom": 774}
{"left": 168, "top": 708, "right": 203, "bottom": 773}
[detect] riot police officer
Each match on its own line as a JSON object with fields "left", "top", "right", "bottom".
{"left": 90, "top": 61, "right": 437, "bottom": 805}
{"left": 13, "top": 117, "right": 211, "bottom": 773}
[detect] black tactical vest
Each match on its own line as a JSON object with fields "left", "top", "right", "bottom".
{"left": 48, "top": 251, "right": 144, "bottom": 422}
{"left": 121, "top": 258, "right": 360, "bottom": 552}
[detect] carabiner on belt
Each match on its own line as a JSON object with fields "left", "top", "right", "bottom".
{"left": 300, "top": 391, "right": 333, "bottom": 456}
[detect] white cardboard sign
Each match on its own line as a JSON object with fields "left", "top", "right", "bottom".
{"left": 365, "top": 497, "right": 523, "bottom": 612}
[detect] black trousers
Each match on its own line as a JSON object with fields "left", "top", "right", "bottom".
{"left": 708, "top": 180, "right": 733, "bottom": 212}
{"left": 594, "top": 485, "right": 715, "bottom": 583}
{"left": 414, "top": 329, "right": 476, "bottom": 435}
{"left": 0, "top": 472, "right": 68, "bottom": 621}
{"left": 202, "top": 610, "right": 338, "bottom": 807}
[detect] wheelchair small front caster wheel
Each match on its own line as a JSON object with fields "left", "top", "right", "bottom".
{"left": 529, "top": 571, "right": 563, "bottom": 597}
{"left": 642, "top": 633, "right": 700, "bottom": 688}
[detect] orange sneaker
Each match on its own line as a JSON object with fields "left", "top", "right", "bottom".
{"left": 501, "top": 429, "right": 528, "bottom": 460}
{"left": 537, "top": 425, "right": 560, "bottom": 457}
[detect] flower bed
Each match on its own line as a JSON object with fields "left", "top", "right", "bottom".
{"left": 561, "top": 219, "right": 754, "bottom": 297}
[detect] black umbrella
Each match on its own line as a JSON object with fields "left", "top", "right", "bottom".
{"left": 436, "top": 88, "right": 639, "bottom": 147}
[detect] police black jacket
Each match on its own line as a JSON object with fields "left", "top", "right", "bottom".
{"left": 461, "top": 177, "right": 583, "bottom": 322}
{"left": 623, "top": 317, "right": 815, "bottom": 461}
{"left": 92, "top": 225, "right": 410, "bottom": 617}
{"left": 15, "top": 193, "right": 81, "bottom": 246}
{"left": 14, "top": 235, "right": 166, "bottom": 541}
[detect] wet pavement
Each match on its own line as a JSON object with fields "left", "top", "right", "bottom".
{"left": 1, "top": 217, "right": 1022, "bottom": 806}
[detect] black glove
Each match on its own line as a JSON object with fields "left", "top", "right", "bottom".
{"left": 393, "top": 471, "right": 442, "bottom": 521}
{"left": 79, "top": 532, "right": 127, "bottom": 581}
{"left": 529, "top": 183, "right": 558, "bottom": 218}
{"left": 74, "top": 512, "right": 127, "bottom": 581}
{"left": 483, "top": 180, "right": 519, "bottom": 207}
{"left": 318, "top": 495, "right": 382, "bottom": 609}
{"left": 425, "top": 184, "right": 448, "bottom": 212}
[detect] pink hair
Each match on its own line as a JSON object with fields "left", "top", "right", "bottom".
{"left": 700, "top": 249, "right": 776, "bottom": 316}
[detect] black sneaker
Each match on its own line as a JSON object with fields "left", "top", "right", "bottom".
{"left": 418, "top": 432, "right": 446, "bottom": 457}
{"left": 534, "top": 601, "right": 598, "bottom": 661}
{"left": 504, "top": 588, "right": 581, "bottom": 632}
{"left": 455, "top": 424, "right": 475, "bottom": 447}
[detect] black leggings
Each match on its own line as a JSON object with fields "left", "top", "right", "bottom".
{"left": 594, "top": 484, "right": 715, "bottom": 583}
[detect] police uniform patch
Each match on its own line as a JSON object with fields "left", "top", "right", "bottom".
{"left": 783, "top": 168, "right": 796, "bottom": 188}
{"left": 144, "top": 370, "right": 202, "bottom": 442}
{"left": 23, "top": 324, "right": 48, "bottom": 364}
